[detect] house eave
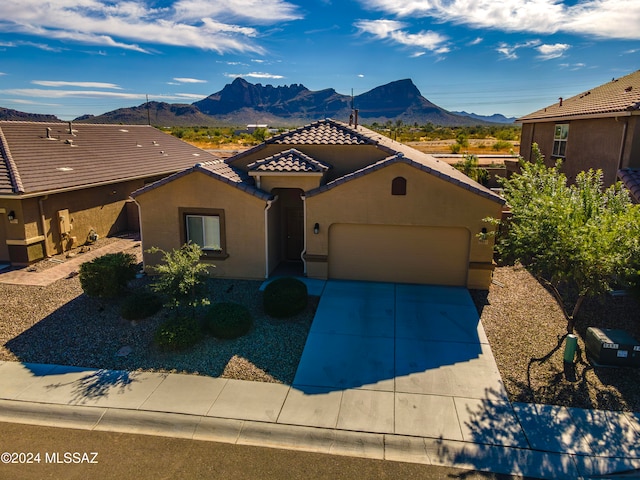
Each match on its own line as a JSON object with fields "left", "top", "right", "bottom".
{"left": 517, "top": 110, "right": 639, "bottom": 123}
{"left": 0, "top": 168, "right": 183, "bottom": 200}
{"left": 247, "top": 171, "right": 324, "bottom": 177}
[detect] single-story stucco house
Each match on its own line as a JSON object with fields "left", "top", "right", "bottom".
{"left": 517, "top": 69, "right": 640, "bottom": 192}
{"left": 132, "top": 119, "right": 505, "bottom": 289}
{"left": 0, "top": 121, "right": 213, "bottom": 265}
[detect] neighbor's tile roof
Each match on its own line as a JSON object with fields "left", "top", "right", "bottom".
{"left": 0, "top": 121, "right": 212, "bottom": 195}
{"left": 518, "top": 69, "right": 640, "bottom": 122}
{"left": 247, "top": 148, "right": 330, "bottom": 173}
{"left": 618, "top": 169, "right": 640, "bottom": 203}
{"left": 131, "top": 159, "right": 271, "bottom": 201}
{"left": 268, "top": 119, "right": 378, "bottom": 145}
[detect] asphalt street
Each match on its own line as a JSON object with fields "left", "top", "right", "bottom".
{"left": 0, "top": 422, "right": 535, "bottom": 480}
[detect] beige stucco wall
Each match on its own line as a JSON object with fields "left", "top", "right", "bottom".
{"left": 520, "top": 116, "right": 638, "bottom": 186}
{"left": 0, "top": 179, "right": 147, "bottom": 264}
{"left": 229, "top": 144, "right": 388, "bottom": 182}
{"left": 305, "top": 162, "right": 502, "bottom": 289}
{"left": 258, "top": 174, "right": 322, "bottom": 193}
{"left": 136, "top": 171, "right": 268, "bottom": 279}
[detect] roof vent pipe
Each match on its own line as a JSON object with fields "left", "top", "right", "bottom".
{"left": 68, "top": 121, "right": 75, "bottom": 135}
{"left": 46, "top": 127, "right": 51, "bottom": 139}
{"left": 559, "top": 97, "right": 563, "bottom": 107}
{"left": 354, "top": 109, "right": 359, "bottom": 128}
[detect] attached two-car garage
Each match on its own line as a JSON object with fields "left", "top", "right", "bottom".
{"left": 327, "top": 223, "right": 471, "bottom": 286}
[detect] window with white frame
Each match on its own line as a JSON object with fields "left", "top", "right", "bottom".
{"left": 186, "top": 214, "right": 221, "bottom": 251}
{"left": 553, "top": 124, "right": 569, "bottom": 157}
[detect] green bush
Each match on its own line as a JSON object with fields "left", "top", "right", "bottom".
{"left": 154, "top": 315, "right": 203, "bottom": 351}
{"left": 263, "top": 277, "right": 308, "bottom": 318}
{"left": 79, "top": 252, "right": 137, "bottom": 298}
{"left": 120, "top": 290, "right": 163, "bottom": 320}
{"left": 492, "top": 140, "right": 512, "bottom": 151}
{"left": 204, "top": 302, "right": 253, "bottom": 339}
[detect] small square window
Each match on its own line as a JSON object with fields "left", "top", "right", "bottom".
{"left": 186, "top": 215, "right": 221, "bottom": 251}
{"left": 180, "top": 208, "right": 227, "bottom": 258}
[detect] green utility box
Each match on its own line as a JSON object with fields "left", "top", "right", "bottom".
{"left": 585, "top": 327, "right": 640, "bottom": 367}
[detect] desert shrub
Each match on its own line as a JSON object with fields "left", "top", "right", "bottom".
{"left": 79, "top": 252, "right": 137, "bottom": 298}
{"left": 120, "top": 289, "right": 163, "bottom": 320}
{"left": 154, "top": 315, "right": 203, "bottom": 351}
{"left": 263, "top": 277, "right": 308, "bottom": 318}
{"left": 147, "top": 243, "right": 210, "bottom": 315}
{"left": 492, "top": 140, "right": 512, "bottom": 151}
{"left": 204, "top": 302, "right": 253, "bottom": 339}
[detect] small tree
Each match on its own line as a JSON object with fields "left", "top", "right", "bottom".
{"left": 454, "top": 154, "right": 489, "bottom": 185}
{"left": 147, "top": 243, "right": 211, "bottom": 316}
{"left": 494, "top": 144, "right": 640, "bottom": 333}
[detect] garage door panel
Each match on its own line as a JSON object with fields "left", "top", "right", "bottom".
{"left": 328, "top": 224, "right": 469, "bottom": 286}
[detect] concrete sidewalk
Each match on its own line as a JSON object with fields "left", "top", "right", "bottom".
{"left": 1, "top": 360, "right": 639, "bottom": 479}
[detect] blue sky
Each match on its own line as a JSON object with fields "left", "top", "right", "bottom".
{"left": 0, "top": 0, "right": 639, "bottom": 121}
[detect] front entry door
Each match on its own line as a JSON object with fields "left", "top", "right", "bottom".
{"left": 285, "top": 206, "right": 304, "bottom": 260}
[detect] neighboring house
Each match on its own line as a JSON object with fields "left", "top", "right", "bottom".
{"left": 132, "top": 119, "right": 505, "bottom": 289}
{"left": 0, "top": 121, "right": 212, "bottom": 265}
{"left": 517, "top": 69, "right": 640, "bottom": 190}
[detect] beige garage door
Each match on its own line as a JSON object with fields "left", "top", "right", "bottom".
{"left": 328, "top": 224, "right": 470, "bottom": 286}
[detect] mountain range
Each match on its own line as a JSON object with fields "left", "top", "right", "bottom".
{"left": 2, "top": 78, "right": 517, "bottom": 126}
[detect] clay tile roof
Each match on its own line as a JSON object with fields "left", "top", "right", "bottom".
{"left": 0, "top": 121, "right": 212, "bottom": 196}
{"left": 131, "top": 158, "right": 271, "bottom": 201}
{"left": 618, "top": 169, "right": 640, "bottom": 203}
{"left": 267, "top": 119, "right": 377, "bottom": 146}
{"left": 518, "top": 69, "right": 640, "bottom": 122}
{"left": 247, "top": 148, "right": 330, "bottom": 173}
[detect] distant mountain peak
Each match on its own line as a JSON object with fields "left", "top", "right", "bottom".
{"left": 0, "top": 78, "right": 513, "bottom": 127}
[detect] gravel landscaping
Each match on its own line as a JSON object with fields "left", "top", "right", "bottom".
{"left": 477, "top": 264, "right": 640, "bottom": 412}
{"left": 0, "top": 243, "right": 317, "bottom": 384}
{"left": 2, "top": 242, "right": 640, "bottom": 411}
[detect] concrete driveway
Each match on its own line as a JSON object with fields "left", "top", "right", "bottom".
{"left": 294, "top": 280, "right": 506, "bottom": 397}
{"left": 289, "top": 280, "right": 516, "bottom": 440}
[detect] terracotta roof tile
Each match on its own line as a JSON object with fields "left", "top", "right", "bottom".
{"left": 618, "top": 169, "right": 640, "bottom": 203}
{"left": 0, "top": 121, "right": 214, "bottom": 195}
{"left": 267, "top": 119, "right": 378, "bottom": 146}
{"left": 247, "top": 148, "right": 330, "bottom": 173}
{"left": 518, "top": 69, "right": 640, "bottom": 121}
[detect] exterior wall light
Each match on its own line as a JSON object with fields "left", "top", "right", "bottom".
{"left": 7, "top": 211, "right": 15, "bottom": 221}
{"left": 313, "top": 223, "right": 320, "bottom": 234}
{"left": 479, "top": 227, "right": 488, "bottom": 244}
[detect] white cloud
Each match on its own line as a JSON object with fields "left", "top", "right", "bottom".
{"left": 0, "top": 88, "right": 207, "bottom": 102}
{"left": 536, "top": 43, "right": 570, "bottom": 60}
{"left": 0, "top": 0, "right": 302, "bottom": 54}
{"left": 224, "top": 72, "right": 285, "bottom": 79}
{"left": 496, "top": 39, "right": 541, "bottom": 60}
{"left": 173, "top": 0, "right": 301, "bottom": 23}
{"left": 173, "top": 77, "right": 208, "bottom": 84}
{"left": 360, "top": 0, "right": 640, "bottom": 40}
{"left": 31, "top": 80, "right": 123, "bottom": 89}
{"left": 559, "top": 62, "right": 587, "bottom": 70}
{"left": 468, "top": 37, "right": 483, "bottom": 46}
{"left": 355, "top": 19, "right": 449, "bottom": 54}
